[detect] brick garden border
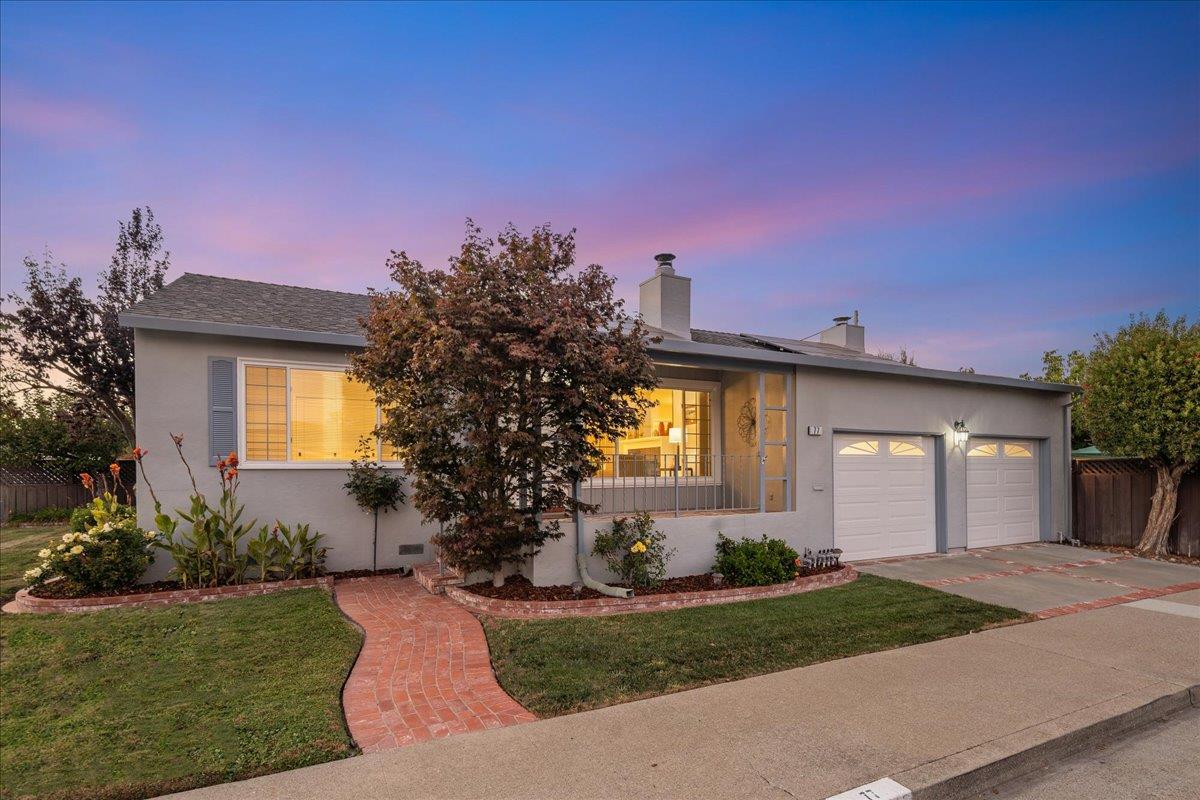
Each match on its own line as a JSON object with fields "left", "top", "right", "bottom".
{"left": 444, "top": 566, "right": 858, "bottom": 619}
{"left": 7, "top": 576, "right": 333, "bottom": 614}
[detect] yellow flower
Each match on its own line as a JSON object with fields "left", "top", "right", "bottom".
{"left": 630, "top": 541, "right": 648, "bottom": 554}
{"left": 70, "top": 545, "right": 84, "bottom": 555}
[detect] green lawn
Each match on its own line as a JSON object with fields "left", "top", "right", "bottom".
{"left": 1, "top": 589, "right": 362, "bottom": 800}
{"left": 0, "top": 524, "right": 60, "bottom": 602}
{"left": 483, "top": 573, "right": 1026, "bottom": 717}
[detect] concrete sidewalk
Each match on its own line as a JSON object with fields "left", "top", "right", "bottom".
{"left": 167, "top": 594, "right": 1200, "bottom": 800}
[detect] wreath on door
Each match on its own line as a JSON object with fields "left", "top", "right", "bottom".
{"left": 737, "top": 397, "right": 757, "bottom": 446}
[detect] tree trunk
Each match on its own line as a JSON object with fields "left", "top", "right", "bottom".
{"left": 492, "top": 567, "right": 504, "bottom": 588}
{"left": 1136, "top": 463, "right": 1187, "bottom": 555}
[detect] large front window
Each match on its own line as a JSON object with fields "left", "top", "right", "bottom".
{"left": 241, "top": 361, "right": 398, "bottom": 465}
{"left": 593, "top": 385, "right": 715, "bottom": 479}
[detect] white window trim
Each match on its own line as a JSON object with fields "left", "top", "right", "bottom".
{"left": 584, "top": 378, "right": 723, "bottom": 486}
{"left": 236, "top": 357, "right": 404, "bottom": 470}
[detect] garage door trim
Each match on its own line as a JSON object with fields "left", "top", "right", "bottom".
{"left": 831, "top": 428, "right": 948, "bottom": 557}
{"left": 965, "top": 433, "right": 1051, "bottom": 546}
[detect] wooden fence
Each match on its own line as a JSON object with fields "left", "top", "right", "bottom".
{"left": 1073, "top": 459, "right": 1200, "bottom": 557}
{"left": 1, "top": 482, "right": 94, "bottom": 523}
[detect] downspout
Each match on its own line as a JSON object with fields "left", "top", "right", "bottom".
{"left": 1062, "top": 395, "right": 1076, "bottom": 543}
{"left": 573, "top": 480, "right": 633, "bottom": 599}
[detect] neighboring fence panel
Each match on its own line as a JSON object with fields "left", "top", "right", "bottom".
{"left": 1073, "top": 459, "right": 1200, "bottom": 557}
{"left": 1, "top": 482, "right": 92, "bottom": 522}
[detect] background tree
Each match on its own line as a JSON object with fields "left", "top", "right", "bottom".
{"left": 1021, "top": 349, "right": 1091, "bottom": 449}
{"left": 0, "top": 390, "right": 125, "bottom": 476}
{"left": 1076, "top": 312, "right": 1198, "bottom": 555}
{"left": 1, "top": 207, "right": 169, "bottom": 447}
{"left": 352, "top": 222, "right": 657, "bottom": 586}
{"left": 875, "top": 346, "right": 916, "bottom": 365}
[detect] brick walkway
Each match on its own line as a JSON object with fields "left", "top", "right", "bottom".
{"left": 334, "top": 576, "right": 536, "bottom": 753}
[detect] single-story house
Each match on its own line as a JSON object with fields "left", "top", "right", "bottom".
{"left": 120, "top": 255, "right": 1077, "bottom": 585}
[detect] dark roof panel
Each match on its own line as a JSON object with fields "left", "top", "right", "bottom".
{"left": 125, "top": 273, "right": 371, "bottom": 336}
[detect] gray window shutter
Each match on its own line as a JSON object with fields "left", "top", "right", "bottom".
{"left": 209, "top": 357, "right": 237, "bottom": 466}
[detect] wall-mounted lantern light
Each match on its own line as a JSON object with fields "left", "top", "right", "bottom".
{"left": 953, "top": 420, "right": 969, "bottom": 448}
{"left": 668, "top": 426, "right": 683, "bottom": 445}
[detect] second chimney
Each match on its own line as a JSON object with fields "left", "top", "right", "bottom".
{"left": 639, "top": 253, "right": 692, "bottom": 339}
{"left": 819, "top": 311, "right": 865, "bottom": 352}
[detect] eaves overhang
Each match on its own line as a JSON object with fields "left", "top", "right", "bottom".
{"left": 646, "top": 337, "right": 1079, "bottom": 394}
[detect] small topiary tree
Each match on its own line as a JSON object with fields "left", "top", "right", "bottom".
{"left": 1077, "top": 312, "right": 1199, "bottom": 555}
{"left": 344, "top": 454, "right": 406, "bottom": 572}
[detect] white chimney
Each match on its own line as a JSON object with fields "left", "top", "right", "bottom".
{"left": 639, "top": 253, "right": 692, "bottom": 339}
{"left": 819, "top": 311, "right": 865, "bottom": 352}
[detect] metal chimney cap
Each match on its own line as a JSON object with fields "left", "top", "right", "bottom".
{"left": 832, "top": 315, "right": 852, "bottom": 325}
{"left": 654, "top": 253, "right": 676, "bottom": 264}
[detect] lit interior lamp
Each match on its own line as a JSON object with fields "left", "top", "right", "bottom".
{"left": 668, "top": 426, "right": 683, "bottom": 472}
{"left": 953, "top": 420, "right": 969, "bottom": 448}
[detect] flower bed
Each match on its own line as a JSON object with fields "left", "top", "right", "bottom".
{"left": 7, "top": 576, "right": 333, "bottom": 614}
{"left": 447, "top": 565, "right": 858, "bottom": 619}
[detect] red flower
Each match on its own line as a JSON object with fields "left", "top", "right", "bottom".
{"left": 170, "top": 433, "right": 185, "bottom": 446}
{"left": 80, "top": 473, "right": 94, "bottom": 490}
{"left": 132, "top": 446, "right": 148, "bottom": 461}
{"left": 216, "top": 458, "right": 227, "bottom": 472}
{"left": 227, "top": 467, "right": 239, "bottom": 480}
{"left": 226, "top": 452, "right": 239, "bottom": 468}
{"left": 109, "top": 463, "right": 121, "bottom": 477}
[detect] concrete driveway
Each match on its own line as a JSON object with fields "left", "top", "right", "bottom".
{"left": 857, "top": 543, "right": 1200, "bottom": 615}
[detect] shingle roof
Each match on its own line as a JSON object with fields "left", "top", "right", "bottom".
{"left": 125, "top": 273, "right": 371, "bottom": 336}
{"left": 691, "top": 328, "right": 905, "bottom": 365}
{"left": 122, "top": 273, "right": 1072, "bottom": 392}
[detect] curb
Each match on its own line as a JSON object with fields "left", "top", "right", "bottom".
{"left": 887, "top": 682, "right": 1198, "bottom": 800}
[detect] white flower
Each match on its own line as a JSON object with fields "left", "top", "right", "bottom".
{"left": 70, "top": 545, "right": 84, "bottom": 555}
{"left": 78, "top": 533, "right": 92, "bottom": 543}
{"left": 24, "top": 567, "right": 42, "bottom": 580}
{"left": 143, "top": 530, "right": 157, "bottom": 540}
{"left": 38, "top": 548, "right": 51, "bottom": 559}
{"left": 56, "top": 544, "right": 66, "bottom": 551}
{"left": 62, "top": 533, "right": 74, "bottom": 543}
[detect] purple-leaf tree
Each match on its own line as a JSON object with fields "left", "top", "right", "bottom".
{"left": 352, "top": 222, "right": 657, "bottom": 586}
{"left": 1, "top": 207, "right": 169, "bottom": 447}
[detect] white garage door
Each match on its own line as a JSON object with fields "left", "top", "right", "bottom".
{"left": 966, "top": 439, "right": 1040, "bottom": 548}
{"left": 834, "top": 434, "right": 936, "bottom": 561}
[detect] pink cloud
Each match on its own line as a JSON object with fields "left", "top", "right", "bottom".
{"left": 1, "top": 80, "right": 137, "bottom": 150}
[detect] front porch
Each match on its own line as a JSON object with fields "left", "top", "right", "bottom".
{"left": 577, "top": 363, "right": 794, "bottom": 517}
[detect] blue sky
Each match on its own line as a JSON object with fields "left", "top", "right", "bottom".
{"left": 2, "top": 1, "right": 1197, "bottom": 375}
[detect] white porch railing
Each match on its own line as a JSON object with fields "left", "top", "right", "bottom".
{"left": 579, "top": 453, "right": 760, "bottom": 516}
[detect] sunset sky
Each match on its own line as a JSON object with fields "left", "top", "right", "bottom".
{"left": 2, "top": 1, "right": 1197, "bottom": 376}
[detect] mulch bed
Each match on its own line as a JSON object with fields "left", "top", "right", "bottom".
{"left": 29, "top": 572, "right": 348, "bottom": 600}
{"left": 1078, "top": 544, "right": 1200, "bottom": 567}
{"left": 463, "top": 565, "right": 845, "bottom": 602}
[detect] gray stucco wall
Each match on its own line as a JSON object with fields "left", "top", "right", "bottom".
{"left": 793, "top": 367, "right": 1071, "bottom": 551}
{"left": 134, "top": 329, "right": 434, "bottom": 580}
{"left": 134, "top": 327, "right": 1070, "bottom": 584}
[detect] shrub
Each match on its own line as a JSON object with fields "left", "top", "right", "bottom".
{"left": 8, "top": 506, "right": 73, "bottom": 525}
{"left": 70, "top": 499, "right": 135, "bottom": 532}
{"left": 713, "top": 533, "right": 799, "bottom": 587}
{"left": 591, "top": 512, "right": 674, "bottom": 591}
{"left": 24, "top": 493, "right": 154, "bottom": 593}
